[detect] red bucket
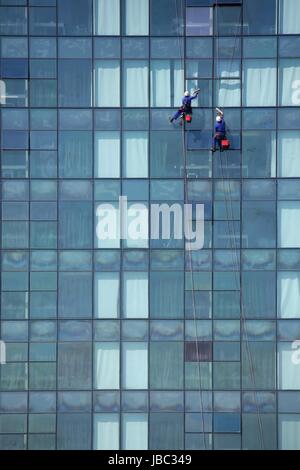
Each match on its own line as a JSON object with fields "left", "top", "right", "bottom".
{"left": 185, "top": 114, "right": 192, "bottom": 123}
{"left": 221, "top": 139, "right": 230, "bottom": 150}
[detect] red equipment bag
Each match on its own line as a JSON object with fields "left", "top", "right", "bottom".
{"left": 185, "top": 114, "right": 192, "bottom": 123}
{"left": 221, "top": 139, "right": 230, "bottom": 150}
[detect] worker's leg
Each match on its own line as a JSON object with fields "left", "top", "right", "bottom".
{"left": 169, "top": 109, "right": 183, "bottom": 123}
{"left": 218, "top": 133, "right": 225, "bottom": 151}
{"left": 214, "top": 133, "right": 225, "bottom": 151}
{"left": 211, "top": 136, "right": 217, "bottom": 152}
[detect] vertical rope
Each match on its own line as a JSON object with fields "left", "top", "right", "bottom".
{"left": 175, "top": 0, "right": 208, "bottom": 449}
{"left": 215, "top": 0, "right": 265, "bottom": 449}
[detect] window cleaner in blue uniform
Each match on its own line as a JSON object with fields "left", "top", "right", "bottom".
{"left": 169, "top": 89, "right": 200, "bottom": 123}
{"left": 211, "top": 109, "right": 227, "bottom": 152}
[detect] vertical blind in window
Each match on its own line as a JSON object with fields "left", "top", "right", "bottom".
{"left": 94, "top": 272, "right": 120, "bottom": 318}
{"left": 123, "top": 131, "right": 148, "bottom": 178}
{"left": 215, "top": 79, "right": 241, "bottom": 107}
{"left": 125, "top": 0, "right": 149, "bottom": 35}
{"left": 94, "top": 61, "right": 120, "bottom": 107}
{"left": 94, "top": 342, "right": 120, "bottom": 389}
{"left": 94, "top": 0, "right": 120, "bottom": 35}
{"left": 122, "top": 343, "right": 148, "bottom": 389}
{"left": 278, "top": 131, "right": 300, "bottom": 177}
{"left": 243, "top": 59, "right": 277, "bottom": 106}
{"left": 279, "top": 415, "right": 300, "bottom": 450}
{"left": 278, "top": 272, "right": 300, "bottom": 318}
{"left": 95, "top": 202, "right": 120, "bottom": 249}
{"left": 123, "top": 61, "right": 148, "bottom": 107}
{"left": 95, "top": 131, "right": 120, "bottom": 178}
{"left": 151, "top": 60, "right": 184, "bottom": 107}
{"left": 278, "top": 343, "right": 300, "bottom": 389}
{"left": 122, "top": 414, "right": 148, "bottom": 450}
{"left": 94, "top": 414, "right": 119, "bottom": 450}
{"left": 279, "top": 59, "right": 300, "bottom": 106}
{"left": 124, "top": 202, "right": 149, "bottom": 249}
{"left": 279, "top": 0, "right": 300, "bottom": 34}
{"left": 123, "top": 272, "right": 148, "bottom": 318}
{"left": 278, "top": 201, "right": 300, "bottom": 247}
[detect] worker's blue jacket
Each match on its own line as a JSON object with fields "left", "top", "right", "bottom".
{"left": 182, "top": 95, "right": 197, "bottom": 108}
{"left": 215, "top": 119, "right": 226, "bottom": 134}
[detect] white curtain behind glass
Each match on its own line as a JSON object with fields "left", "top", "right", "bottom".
{"left": 270, "top": 131, "right": 277, "bottom": 177}
{"left": 94, "top": 272, "right": 120, "bottom": 318}
{"left": 278, "top": 271, "right": 300, "bottom": 318}
{"left": 217, "top": 60, "right": 240, "bottom": 78}
{"left": 279, "top": 0, "right": 300, "bottom": 34}
{"left": 174, "top": 60, "right": 184, "bottom": 108}
{"left": 94, "top": 342, "right": 120, "bottom": 389}
{"left": 151, "top": 60, "right": 171, "bottom": 107}
{"left": 126, "top": 0, "right": 149, "bottom": 35}
{"left": 94, "top": 414, "right": 119, "bottom": 450}
{"left": 278, "top": 131, "right": 300, "bottom": 177}
{"left": 215, "top": 80, "right": 240, "bottom": 107}
{"left": 94, "top": 0, "right": 120, "bottom": 35}
{"left": 94, "top": 60, "right": 120, "bottom": 107}
{"left": 278, "top": 201, "right": 300, "bottom": 248}
{"left": 124, "top": 203, "right": 149, "bottom": 249}
{"left": 123, "top": 61, "right": 148, "bottom": 107}
{"left": 151, "top": 60, "right": 184, "bottom": 107}
{"left": 123, "top": 272, "right": 148, "bottom": 318}
{"left": 279, "top": 59, "right": 300, "bottom": 106}
{"left": 122, "top": 414, "right": 148, "bottom": 450}
{"left": 95, "top": 202, "right": 120, "bottom": 249}
{"left": 278, "top": 343, "right": 300, "bottom": 389}
{"left": 279, "top": 415, "right": 300, "bottom": 450}
{"left": 123, "top": 131, "right": 148, "bottom": 178}
{"left": 122, "top": 343, "right": 148, "bottom": 389}
{"left": 95, "top": 131, "right": 120, "bottom": 178}
{"left": 243, "top": 59, "right": 277, "bottom": 106}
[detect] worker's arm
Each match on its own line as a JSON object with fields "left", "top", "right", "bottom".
{"left": 191, "top": 89, "right": 200, "bottom": 100}
{"left": 191, "top": 92, "right": 200, "bottom": 102}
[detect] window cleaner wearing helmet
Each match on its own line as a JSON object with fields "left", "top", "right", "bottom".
{"left": 211, "top": 109, "right": 227, "bottom": 152}
{"left": 169, "top": 89, "right": 200, "bottom": 123}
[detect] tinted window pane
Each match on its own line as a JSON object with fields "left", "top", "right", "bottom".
{"left": 186, "top": 7, "right": 213, "bottom": 36}
{"left": 29, "top": 7, "right": 56, "bottom": 35}
{"left": 58, "top": 60, "right": 92, "bottom": 107}
{"left": 151, "top": 0, "right": 184, "bottom": 36}
{"left": 58, "top": 0, "right": 92, "bottom": 35}
{"left": 215, "top": 6, "right": 241, "bottom": 36}
{"left": 243, "top": 0, "right": 276, "bottom": 35}
{"left": 0, "top": 7, "right": 27, "bottom": 35}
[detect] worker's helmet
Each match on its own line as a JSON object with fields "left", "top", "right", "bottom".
{"left": 216, "top": 115, "right": 222, "bottom": 122}
{"left": 184, "top": 90, "right": 190, "bottom": 97}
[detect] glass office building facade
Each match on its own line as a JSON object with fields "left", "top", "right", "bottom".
{"left": 0, "top": 0, "right": 300, "bottom": 450}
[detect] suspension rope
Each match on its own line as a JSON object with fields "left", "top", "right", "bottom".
{"left": 175, "top": 0, "right": 265, "bottom": 450}
{"left": 218, "top": 148, "right": 266, "bottom": 450}
{"left": 175, "top": 0, "right": 207, "bottom": 449}
{"left": 215, "top": 0, "right": 265, "bottom": 449}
